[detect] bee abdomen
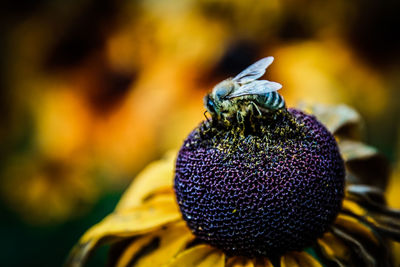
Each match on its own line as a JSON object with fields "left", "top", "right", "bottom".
{"left": 259, "top": 92, "right": 285, "bottom": 110}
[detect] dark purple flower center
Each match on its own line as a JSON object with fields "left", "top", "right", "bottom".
{"left": 174, "top": 109, "right": 345, "bottom": 257}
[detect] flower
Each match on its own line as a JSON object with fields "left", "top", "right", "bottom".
{"left": 66, "top": 103, "right": 399, "bottom": 267}
{"left": 175, "top": 108, "right": 345, "bottom": 257}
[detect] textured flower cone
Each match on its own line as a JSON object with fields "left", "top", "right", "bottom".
{"left": 66, "top": 104, "right": 400, "bottom": 267}
{"left": 175, "top": 108, "right": 345, "bottom": 257}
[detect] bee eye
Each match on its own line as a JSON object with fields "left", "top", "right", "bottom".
{"left": 207, "top": 98, "right": 216, "bottom": 113}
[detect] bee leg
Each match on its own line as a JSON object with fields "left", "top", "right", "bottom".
{"left": 236, "top": 111, "right": 244, "bottom": 124}
{"left": 250, "top": 101, "right": 262, "bottom": 117}
{"left": 203, "top": 110, "right": 211, "bottom": 122}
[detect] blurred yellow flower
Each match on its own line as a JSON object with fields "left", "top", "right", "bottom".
{"left": 272, "top": 40, "right": 388, "bottom": 116}
{"left": 2, "top": 155, "right": 98, "bottom": 224}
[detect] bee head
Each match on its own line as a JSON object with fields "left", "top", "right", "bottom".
{"left": 204, "top": 94, "right": 220, "bottom": 117}
{"left": 205, "top": 79, "right": 238, "bottom": 119}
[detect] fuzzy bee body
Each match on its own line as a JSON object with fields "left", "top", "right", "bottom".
{"left": 255, "top": 91, "right": 286, "bottom": 110}
{"left": 205, "top": 57, "right": 285, "bottom": 121}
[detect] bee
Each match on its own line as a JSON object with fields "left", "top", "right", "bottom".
{"left": 204, "top": 57, "right": 284, "bottom": 122}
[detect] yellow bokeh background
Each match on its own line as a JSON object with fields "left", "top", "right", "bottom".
{"left": 1, "top": 0, "right": 399, "bottom": 265}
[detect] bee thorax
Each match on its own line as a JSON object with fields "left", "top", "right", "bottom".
{"left": 213, "top": 80, "right": 237, "bottom": 101}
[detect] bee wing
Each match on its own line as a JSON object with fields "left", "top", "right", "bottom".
{"left": 227, "top": 80, "right": 282, "bottom": 99}
{"left": 232, "top": 57, "right": 274, "bottom": 84}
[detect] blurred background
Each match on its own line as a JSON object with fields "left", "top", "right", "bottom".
{"left": 1, "top": 0, "right": 399, "bottom": 266}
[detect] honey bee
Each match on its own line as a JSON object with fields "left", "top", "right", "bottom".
{"left": 204, "top": 57, "right": 284, "bottom": 122}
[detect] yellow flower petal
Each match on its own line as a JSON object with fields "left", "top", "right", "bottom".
{"left": 116, "top": 150, "right": 176, "bottom": 211}
{"left": 132, "top": 222, "right": 195, "bottom": 267}
{"left": 342, "top": 199, "right": 367, "bottom": 216}
{"left": 253, "top": 258, "right": 274, "bottom": 267}
{"left": 165, "top": 244, "right": 225, "bottom": 267}
{"left": 281, "top": 251, "right": 322, "bottom": 267}
{"left": 225, "top": 256, "right": 274, "bottom": 267}
{"left": 318, "top": 232, "right": 349, "bottom": 260}
{"left": 116, "top": 234, "right": 156, "bottom": 267}
{"left": 226, "top": 256, "right": 255, "bottom": 267}
{"left": 298, "top": 103, "right": 361, "bottom": 138}
{"left": 66, "top": 195, "right": 181, "bottom": 267}
{"left": 334, "top": 214, "right": 378, "bottom": 244}
{"left": 339, "top": 140, "right": 389, "bottom": 190}
{"left": 83, "top": 195, "right": 180, "bottom": 241}
{"left": 339, "top": 140, "right": 379, "bottom": 161}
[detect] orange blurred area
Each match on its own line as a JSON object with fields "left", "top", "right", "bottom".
{"left": 0, "top": 1, "right": 399, "bottom": 265}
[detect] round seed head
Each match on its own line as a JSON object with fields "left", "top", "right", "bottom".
{"left": 174, "top": 109, "right": 345, "bottom": 257}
